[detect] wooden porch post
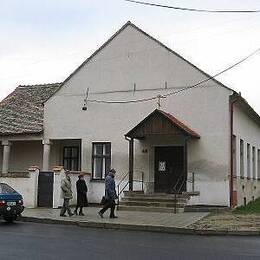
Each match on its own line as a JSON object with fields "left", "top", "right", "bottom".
{"left": 184, "top": 137, "right": 188, "bottom": 190}
{"left": 129, "top": 138, "right": 134, "bottom": 191}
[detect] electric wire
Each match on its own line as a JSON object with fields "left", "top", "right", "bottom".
{"left": 163, "top": 47, "right": 260, "bottom": 98}
{"left": 125, "top": 0, "right": 260, "bottom": 13}
{"left": 87, "top": 47, "right": 260, "bottom": 104}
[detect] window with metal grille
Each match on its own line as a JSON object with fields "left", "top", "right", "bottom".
{"left": 92, "top": 142, "right": 111, "bottom": 180}
{"left": 63, "top": 146, "right": 80, "bottom": 171}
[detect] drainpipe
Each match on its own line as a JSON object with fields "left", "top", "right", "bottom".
{"left": 229, "top": 93, "right": 239, "bottom": 208}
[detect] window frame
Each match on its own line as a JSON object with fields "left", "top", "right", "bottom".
{"left": 247, "top": 143, "right": 251, "bottom": 179}
{"left": 240, "top": 139, "right": 244, "bottom": 178}
{"left": 91, "top": 142, "right": 111, "bottom": 180}
{"left": 63, "top": 146, "right": 80, "bottom": 171}
{"left": 252, "top": 146, "right": 256, "bottom": 179}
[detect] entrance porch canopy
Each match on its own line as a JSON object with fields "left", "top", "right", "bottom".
{"left": 125, "top": 109, "right": 200, "bottom": 140}
{"left": 125, "top": 109, "right": 200, "bottom": 191}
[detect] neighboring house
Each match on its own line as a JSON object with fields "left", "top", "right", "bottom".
{"left": 0, "top": 83, "right": 60, "bottom": 174}
{"left": 0, "top": 21, "right": 260, "bottom": 209}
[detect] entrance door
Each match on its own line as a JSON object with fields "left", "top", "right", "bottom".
{"left": 38, "top": 171, "right": 54, "bottom": 207}
{"left": 154, "top": 146, "right": 185, "bottom": 193}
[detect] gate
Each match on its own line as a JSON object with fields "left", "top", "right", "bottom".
{"left": 38, "top": 171, "right": 54, "bottom": 207}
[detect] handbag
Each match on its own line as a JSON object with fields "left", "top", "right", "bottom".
{"left": 100, "top": 196, "right": 107, "bottom": 205}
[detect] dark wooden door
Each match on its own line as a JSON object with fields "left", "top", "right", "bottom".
{"left": 38, "top": 171, "right": 54, "bottom": 207}
{"left": 154, "top": 146, "right": 185, "bottom": 193}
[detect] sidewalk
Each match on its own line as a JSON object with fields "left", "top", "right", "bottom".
{"left": 22, "top": 207, "right": 208, "bottom": 234}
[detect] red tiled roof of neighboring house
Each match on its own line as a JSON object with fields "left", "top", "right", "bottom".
{"left": 0, "top": 83, "right": 61, "bottom": 136}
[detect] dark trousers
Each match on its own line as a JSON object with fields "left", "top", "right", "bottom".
{"left": 60, "top": 198, "right": 72, "bottom": 216}
{"left": 100, "top": 199, "right": 116, "bottom": 217}
{"left": 75, "top": 206, "right": 83, "bottom": 214}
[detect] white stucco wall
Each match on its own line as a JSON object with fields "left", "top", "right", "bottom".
{"left": 44, "top": 24, "right": 232, "bottom": 206}
{"left": 0, "top": 169, "right": 39, "bottom": 208}
{"left": 9, "top": 141, "right": 42, "bottom": 172}
{"left": 233, "top": 104, "right": 260, "bottom": 206}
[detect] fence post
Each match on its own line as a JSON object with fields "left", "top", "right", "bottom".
{"left": 52, "top": 166, "right": 64, "bottom": 208}
{"left": 28, "top": 165, "right": 40, "bottom": 208}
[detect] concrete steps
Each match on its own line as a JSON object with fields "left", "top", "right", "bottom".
{"left": 118, "top": 191, "right": 189, "bottom": 213}
{"left": 117, "top": 205, "right": 184, "bottom": 213}
{"left": 120, "top": 200, "right": 186, "bottom": 208}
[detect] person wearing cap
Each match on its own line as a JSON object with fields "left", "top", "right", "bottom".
{"left": 60, "top": 170, "right": 74, "bottom": 217}
{"left": 98, "top": 168, "right": 118, "bottom": 218}
{"left": 74, "top": 173, "right": 88, "bottom": 216}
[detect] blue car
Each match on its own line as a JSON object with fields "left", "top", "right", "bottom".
{"left": 0, "top": 183, "right": 24, "bottom": 222}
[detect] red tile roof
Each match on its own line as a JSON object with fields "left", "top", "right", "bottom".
{"left": 158, "top": 110, "right": 200, "bottom": 139}
{"left": 126, "top": 109, "right": 200, "bottom": 139}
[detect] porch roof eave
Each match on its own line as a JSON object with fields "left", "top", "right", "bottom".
{"left": 125, "top": 109, "right": 200, "bottom": 140}
{"left": 0, "top": 131, "right": 43, "bottom": 141}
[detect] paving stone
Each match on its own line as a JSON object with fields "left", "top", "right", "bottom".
{"left": 22, "top": 207, "right": 208, "bottom": 230}
{"left": 189, "top": 212, "right": 260, "bottom": 232}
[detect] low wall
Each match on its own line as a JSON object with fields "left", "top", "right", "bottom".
{"left": 53, "top": 168, "right": 91, "bottom": 208}
{"left": 0, "top": 167, "right": 39, "bottom": 208}
{"left": 234, "top": 177, "right": 260, "bottom": 206}
{"left": 186, "top": 172, "right": 230, "bottom": 206}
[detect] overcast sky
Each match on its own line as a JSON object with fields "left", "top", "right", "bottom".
{"left": 0, "top": 0, "right": 260, "bottom": 112}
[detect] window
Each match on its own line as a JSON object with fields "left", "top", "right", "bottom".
{"left": 232, "top": 135, "right": 236, "bottom": 176}
{"left": 252, "top": 146, "right": 256, "bottom": 179}
{"left": 247, "top": 143, "right": 251, "bottom": 178}
{"left": 0, "top": 183, "right": 16, "bottom": 194}
{"left": 63, "top": 146, "right": 80, "bottom": 171}
{"left": 92, "top": 142, "right": 111, "bottom": 180}
{"left": 240, "top": 139, "right": 244, "bottom": 177}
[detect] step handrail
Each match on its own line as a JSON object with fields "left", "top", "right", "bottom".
{"left": 172, "top": 172, "right": 190, "bottom": 214}
{"left": 116, "top": 170, "right": 144, "bottom": 209}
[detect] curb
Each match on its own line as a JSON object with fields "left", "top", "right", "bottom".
{"left": 21, "top": 216, "right": 260, "bottom": 236}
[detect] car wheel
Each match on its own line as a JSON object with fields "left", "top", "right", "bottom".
{"left": 3, "top": 216, "right": 15, "bottom": 223}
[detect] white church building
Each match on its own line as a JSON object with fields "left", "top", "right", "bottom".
{"left": 0, "top": 22, "right": 260, "bottom": 210}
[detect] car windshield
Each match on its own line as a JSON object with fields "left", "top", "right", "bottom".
{"left": 0, "top": 183, "right": 16, "bottom": 194}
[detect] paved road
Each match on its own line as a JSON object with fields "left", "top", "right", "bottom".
{"left": 1, "top": 221, "right": 260, "bottom": 260}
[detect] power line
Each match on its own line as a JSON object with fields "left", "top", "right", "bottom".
{"left": 125, "top": 0, "right": 260, "bottom": 13}
{"left": 163, "top": 47, "right": 260, "bottom": 98}
{"left": 87, "top": 47, "right": 260, "bottom": 104}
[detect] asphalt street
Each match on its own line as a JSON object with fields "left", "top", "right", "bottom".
{"left": 1, "top": 221, "right": 260, "bottom": 260}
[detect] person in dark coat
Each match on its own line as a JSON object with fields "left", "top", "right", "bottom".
{"left": 74, "top": 173, "right": 88, "bottom": 216}
{"left": 98, "top": 168, "right": 118, "bottom": 219}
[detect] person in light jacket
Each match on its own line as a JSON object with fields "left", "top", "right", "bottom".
{"left": 98, "top": 168, "right": 118, "bottom": 218}
{"left": 74, "top": 173, "right": 88, "bottom": 216}
{"left": 60, "top": 170, "right": 74, "bottom": 217}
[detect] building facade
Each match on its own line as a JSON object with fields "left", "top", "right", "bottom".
{"left": 0, "top": 22, "right": 260, "bottom": 208}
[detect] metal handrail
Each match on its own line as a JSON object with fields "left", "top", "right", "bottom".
{"left": 116, "top": 171, "right": 144, "bottom": 209}
{"left": 172, "top": 172, "right": 194, "bottom": 213}
{"left": 117, "top": 171, "right": 129, "bottom": 188}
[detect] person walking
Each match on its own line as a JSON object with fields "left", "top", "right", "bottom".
{"left": 74, "top": 173, "right": 88, "bottom": 216}
{"left": 98, "top": 168, "right": 118, "bottom": 219}
{"left": 60, "top": 170, "right": 74, "bottom": 217}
